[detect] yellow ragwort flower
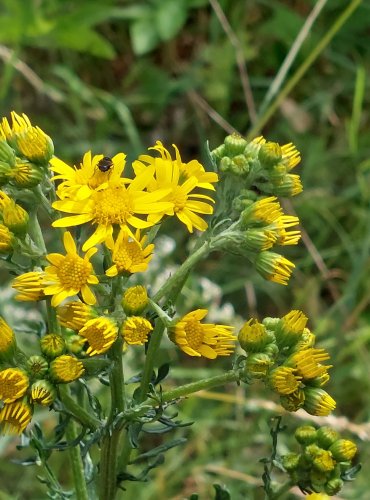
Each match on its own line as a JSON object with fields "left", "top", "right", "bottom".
{"left": 255, "top": 251, "right": 295, "bottom": 285}
{"left": 105, "top": 229, "right": 154, "bottom": 277}
{"left": 57, "top": 300, "right": 95, "bottom": 330}
{"left": 0, "top": 368, "right": 29, "bottom": 403}
{"left": 275, "top": 310, "right": 308, "bottom": 348}
{"left": 122, "top": 316, "right": 153, "bottom": 345}
{"left": 170, "top": 309, "right": 236, "bottom": 359}
{"left": 50, "top": 355, "right": 84, "bottom": 383}
{"left": 7, "top": 160, "right": 44, "bottom": 188}
{"left": 43, "top": 231, "right": 98, "bottom": 307}
{"left": 1, "top": 112, "right": 53, "bottom": 163}
{"left": 241, "top": 197, "right": 283, "bottom": 227}
{"left": 238, "top": 318, "right": 271, "bottom": 353}
{"left": 52, "top": 168, "right": 173, "bottom": 250}
{"left": 79, "top": 317, "right": 118, "bottom": 356}
{"left": 12, "top": 271, "right": 46, "bottom": 301}
{"left": 40, "top": 334, "right": 66, "bottom": 358}
{"left": 312, "top": 449, "right": 335, "bottom": 472}
{"left": 50, "top": 151, "right": 126, "bottom": 200}
{"left": 329, "top": 439, "right": 357, "bottom": 461}
{"left": 280, "top": 389, "right": 305, "bottom": 412}
{"left": 0, "top": 400, "right": 32, "bottom": 435}
{"left": 290, "top": 348, "right": 332, "bottom": 380}
{"left": 133, "top": 141, "right": 218, "bottom": 232}
{"left": 269, "top": 366, "right": 302, "bottom": 395}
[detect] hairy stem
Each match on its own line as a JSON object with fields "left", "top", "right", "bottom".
{"left": 65, "top": 417, "right": 89, "bottom": 500}
{"left": 59, "top": 385, "right": 100, "bottom": 431}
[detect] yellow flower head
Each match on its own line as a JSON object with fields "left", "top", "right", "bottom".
{"left": 0, "top": 224, "right": 14, "bottom": 254}
{"left": 30, "top": 380, "right": 56, "bottom": 406}
{"left": 269, "top": 366, "right": 302, "bottom": 395}
{"left": 105, "top": 229, "right": 154, "bottom": 277}
{"left": 12, "top": 271, "right": 46, "bottom": 301}
{"left": 0, "top": 400, "right": 32, "bottom": 435}
{"left": 305, "top": 494, "right": 330, "bottom": 500}
{"left": 79, "top": 317, "right": 118, "bottom": 356}
{"left": 312, "top": 449, "right": 335, "bottom": 472}
{"left": 122, "top": 286, "right": 149, "bottom": 315}
{"left": 241, "top": 197, "right": 283, "bottom": 227}
{"left": 280, "top": 388, "right": 305, "bottom": 412}
{"left": 50, "top": 355, "right": 84, "bottom": 383}
{"left": 0, "top": 317, "right": 16, "bottom": 359}
{"left": 255, "top": 251, "right": 295, "bottom": 285}
{"left": 303, "top": 387, "right": 336, "bottom": 416}
{"left": 170, "top": 309, "right": 236, "bottom": 359}
{"left": 52, "top": 168, "right": 173, "bottom": 251}
{"left": 122, "top": 316, "right": 153, "bottom": 345}
{"left": 329, "top": 439, "right": 357, "bottom": 461}
{"left": 43, "top": 231, "right": 98, "bottom": 307}
{"left": 50, "top": 151, "right": 126, "bottom": 200}
{"left": 275, "top": 310, "right": 308, "bottom": 348}
{"left": 0, "top": 368, "right": 29, "bottom": 403}
{"left": 272, "top": 173, "right": 303, "bottom": 197}
{"left": 1, "top": 112, "right": 53, "bottom": 163}
{"left": 133, "top": 141, "right": 218, "bottom": 233}
{"left": 57, "top": 300, "right": 95, "bottom": 330}
{"left": 290, "top": 348, "right": 332, "bottom": 380}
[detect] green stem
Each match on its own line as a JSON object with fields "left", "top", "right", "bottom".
{"left": 65, "top": 417, "right": 89, "bottom": 500}
{"left": 247, "top": 0, "right": 362, "bottom": 139}
{"left": 45, "top": 298, "right": 61, "bottom": 334}
{"left": 99, "top": 336, "right": 125, "bottom": 500}
{"left": 59, "top": 385, "right": 100, "bottom": 431}
{"left": 153, "top": 240, "right": 211, "bottom": 303}
{"left": 28, "top": 210, "right": 47, "bottom": 254}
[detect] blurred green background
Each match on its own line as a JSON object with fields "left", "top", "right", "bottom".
{"left": 0, "top": 0, "right": 369, "bottom": 498}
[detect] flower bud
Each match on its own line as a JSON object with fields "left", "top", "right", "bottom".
{"left": 255, "top": 251, "right": 295, "bottom": 285}
{"left": 244, "top": 353, "right": 272, "bottom": 379}
{"left": 0, "top": 161, "right": 12, "bottom": 186}
{"left": 303, "top": 387, "right": 336, "bottom": 416}
{"left": 14, "top": 127, "right": 54, "bottom": 164}
{"left": 280, "top": 389, "right": 305, "bottom": 412}
{"left": 65, "top": 334, "right": 85, "bottom": 355}
{"left": 316, "top": 427, "right": 340, "bottom": 449}
{"left": 269, "top": 163, "right": 286, "bottom": 184}
{"left": 122, "top": 286, "right": 149, "bottom": 315}
{"left": 281, "top": 452, "right": 300, "bottom": 471}
{"left": 268, "top": 366, "right": 301, "bottom": 395}
{"left": 275, "top": 310, "right": 307, "bottom": 349}
{"left": 264, "top": 342, "right": 279, "bottom": 359}
{"left": 295, "top": 425, "right": 317, "bottom": 445}
{"left": 238, "top": 319, "right": 271, "bottom": 353}
{"left": 244, "top": 228, "right": 277, "bottom": 252}
{"left": 40, "top": 334, "right": 66, "bottom": 358}
{"left": 2, "top": 201, "right": 29, "bottom": 235}
{"left": 258, "top": 142, "right": 282, "bottom": 168}
{"left": 30, "top": 380, "right": 56, "bottom": 406}
{"left": 49, "top": 355, "right": 84, "bottom": 383}
{"left": 325, "top": 478, "right": 343, "bottom": 496}
{"left": 312, "top": 449, "right": 335, "bottom": 472}
{"left": 8, "top": 160, "right": 44, "bottom": 188}
{"left": 329, "top": 439, "right": 357, "bottom": 461}
{"left": 262, "top": 317, "right": 280, "bottom": 331}
{"left": 271, "top": 173, "right": 303, "bottom": 197}
{"left": 224, "top": 134, "right": 248, "bottom": 156}
{"left": 0, "top": 368, "right": 29, "bottom": 403}
{"left": 0, "top": 224, "right": 14, "bottom": 254}
{"left": 57, "top": 301, "right": 95, "bottom": 331}
{"left": 26, "top": 355, "right": 49, "bottom": 379}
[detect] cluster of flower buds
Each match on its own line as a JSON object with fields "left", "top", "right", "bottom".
{"left": 0, "top": 285, "right": 154, "bottom": 435}
{"left": 0, "top": 316, "right": 84, "bottom": 434}
{"left": 0, "top": 112, "right": 53, "bottom": 189}
{"left": 282, "top": 425, "right": 358, "bottom": 496}
{"left": 211, "top": 133, "right": 302, "bottom": 199}
{"left": 238, "top": 310, "right": 336, "bottom": 416}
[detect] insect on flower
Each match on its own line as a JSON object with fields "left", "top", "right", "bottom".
{"left": 97, "top": 156, "right": 113, "bottom": 172}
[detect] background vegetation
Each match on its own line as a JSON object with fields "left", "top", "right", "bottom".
{"left": 0, "top": 0, "right": 369, "bottom": 498}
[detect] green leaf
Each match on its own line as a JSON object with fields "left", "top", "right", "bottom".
{"left": 48, "top": 27, "right": 116, "bottom": 59}
{"left": 130, "top": 16, "right": 160, "bottom": 55}
{"left": 155, "top": 0, "right": 188, "bottom": 42}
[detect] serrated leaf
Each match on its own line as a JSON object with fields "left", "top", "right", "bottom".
{"left": 155, "top": 0, "right": 188, "bottom": 41}
{"left": 130, "top": 17, "right": 160, "bottom": 55}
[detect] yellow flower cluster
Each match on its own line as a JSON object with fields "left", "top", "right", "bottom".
{"left": 50, "top": 141, "right": 218, "bottom": 252}
{"left": 282, "top": 425, "right": 358, "bottom": 496}
{"left": 238, "top": 311, "right": 335, "bottom": 416}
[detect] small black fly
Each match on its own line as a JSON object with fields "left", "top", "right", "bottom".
{"left": 97, "top": 156, "right": 113, "bottom": 172}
